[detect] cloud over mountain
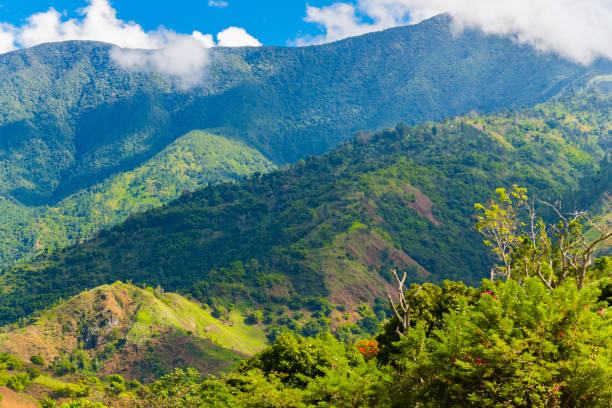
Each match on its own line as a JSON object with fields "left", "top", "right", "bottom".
{"left": 0, "top": 0, "right": 261, "bottom": 86}
{"left": 297, "top": 0, "right": 612, "bottom": 65}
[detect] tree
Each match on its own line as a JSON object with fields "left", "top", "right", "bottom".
{"left": 475, "top": 185, "right": 611, "bottom": 289}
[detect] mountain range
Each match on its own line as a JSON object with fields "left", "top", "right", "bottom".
{"left": 0, "top": 14, "right": 611, "bottom": 400}
{"left": 1, "top": 91, "right": 610, "bottom": 326}
{"left": 0, "top": 14, "right": 609, "bottom": 268}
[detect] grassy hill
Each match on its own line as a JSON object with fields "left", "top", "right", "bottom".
{"left": 0, "top": 281, "right": 267, "bottom": 383}
{"left": 1, "top": 92, "right": 609, "bottom": 326}
{"left": 0, "top": 131, "right": 274, "bottom": 268}
{"left": 0, "top": 14, "right": 603, "bottom": 209}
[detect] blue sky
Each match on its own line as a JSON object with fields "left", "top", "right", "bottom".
{"left": 0, "top": 0, "right": 336, "bottom": 46}
{"left": 0, "top": 0, "right": 609, "bottom": 68}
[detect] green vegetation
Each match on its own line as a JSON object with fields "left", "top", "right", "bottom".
{"left": 1, "top": 92, "right": 610, "bottom": 325}
{"left": 0, "top": 15, "right": 597, "bottom": 209}
{"left": 128, "top": 277, "right": 612, "bottom": 407}
{"left": 0, "top": 282, "right": 267, "bottom": 382}
{"left": 30, "top": 355, "right": 45, "bottom": 366}
{"left": 0, "top": 16, "right": 592, "bottom": 204}
{"left": 0, "top": 187, "right": 609, "bottom": 407}
{"left": 117, "top": 187, "right": 612, "bottom": 408}
{"left": 0, "top": 131, "right": 274, "bottom": 268}
{"left": 0, "top": 16, "right": 609, "bottom": 406}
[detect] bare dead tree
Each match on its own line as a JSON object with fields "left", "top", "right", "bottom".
{"left": 538, "top": 198, "right": 611, "bottom": 290}
{"left": 387, "top": 268, "right": 422, "bottom": 337}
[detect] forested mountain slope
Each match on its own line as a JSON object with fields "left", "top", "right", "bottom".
{"left": 0, "top": 14, "right": 609, "bottom": 273}
{"left": 1, "top": 92, "right": 609, "bottom": 325}
{"left": 0, "top": 14, "right": 603, "bottom": 208}
{"left": 0, "top": 131, "right": 274, "bottom": 267}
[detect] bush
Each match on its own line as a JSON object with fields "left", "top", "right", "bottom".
{"left": 52, "top": 355, "right": 76, "bottom": 376}
{"left": 0, "top": 353, "right": 23, "bottom": 370}
{"left": 301, "top": 317, "right": 329, "bottom": 338}
{"left": 305, "top": 297, "right": 333, "bottom": 316}
{"left": 26, "top": 366, "right": 40, "bottom": 380}
{"left": 30, "top": 355, "right": 45, "bottom": 366}
{"left": 54, "top": 383, "right": 90, "bottom": 398}
{"left": 6, "top": 373, "right": 30, "bottom": 392}
{"left": 211, "top": 304, "right": 229, "bottom": 320}
{"left": 126, "top": 379, "right": 142, "bottom": 391}
{"left": 245, "top": 310, "right": 264, "bottom": 325}
{"left": 106, "top": 374, "right": 126, "bottom": 395}
{"left": 70, "top": 350, "right": 93, "bottom": 372}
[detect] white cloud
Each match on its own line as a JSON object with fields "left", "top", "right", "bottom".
{"left": 17, "top": 0, "right": 161, "bottom": 49}
{"left": 0, "top": 24, "right": 16, "bottom": 53}
{"left": 217, "top": 26, "right": 262, "bottom": 47}
{"left": 297, "top": 0, "right": 612, "bottom": 65}
{"left": 0, "top": 0, "right": 262, "bottom": 86}
{"left": 111, "top": 33, "right": 213, "bottom": 88}
{"left": 208, "top": 0, "right": 229, "bottom": 8}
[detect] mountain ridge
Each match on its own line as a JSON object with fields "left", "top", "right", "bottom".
{"left": 0, "top": 14, "right": 600, "bottom": 207}
{"left": 1, "top": 92, "right": 608, "bottom": 326}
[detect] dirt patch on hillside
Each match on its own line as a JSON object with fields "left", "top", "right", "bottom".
{"left": 405, "top": 187, "right": 440, "bottom": 226}
{"left": 0, "top": 284, "right": 139, "bottom": 364}
{"left": 324, "top": 229, "right": 430, "bottom": 308}
{"left": 347, "top": 230, "right": 430, "bottom": 278}
{"left": 0, "top": 386, "right": 36, "bottom": 408}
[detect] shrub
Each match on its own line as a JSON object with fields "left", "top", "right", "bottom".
{"left": 245, "top": 310, "right": 264, "bottom": 325}
{"left": 52, "top": 355, "right": 76, "bottom": 376}
{"left": 26, "top": 366, "right": 40, "bottom": 380}
{"left": 106, "top": 374, "right": 126, "bottom": 395}
{"left": 6, "top": 373, "right": 30, "bottom": 392}
{"left": 126, "top": 379, "right": 142, "bottom": 391}
{"left": 30, "top": 355, "right": 45, "bottom": 366}
{"left": 0, "top": 353, "right": 23, "bottom": 370}
{"left": 211, "top": 304, "right": 229, "bottom": 320}
{"left": 54, "top": 383, "right": 90, "bottom": 398}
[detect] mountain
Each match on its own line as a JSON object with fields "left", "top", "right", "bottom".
{"left": 1, "top": 92, "right": 609, "bottom": 326}
{"left": 0, "top": 130, "right": 274, "bottom": 267}
{"left": 0, "top": 281, "right": 266, "bottom": 382}
{"left": 0, "top": 14, "right": 609, "bottom": 270}
{"left": 0, "top": 14, "right": 601, "bottom": 209}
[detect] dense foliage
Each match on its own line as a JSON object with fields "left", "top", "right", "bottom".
{"left": 126, "top": 275, "right": 612, "bottom": 408}
{"left": 1, "top": 186, "right": 609, "bottom": 406}
{"left": 0, "top": 131, "right": 273, "bottom": 267}
{"left": 0, "top": 15, "right": 598, "bottom": 208}
{"left": 0, "top": 93, "right": 609, "bottom": 325}
{"left": 125, "top": 188, "right": 612, "bottom": 407}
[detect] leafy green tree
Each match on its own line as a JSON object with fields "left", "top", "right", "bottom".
{"left": 475, "top": 186, "right": 611, "bottom": 289}
{"left": 240, "top": 332, "right": 358, "bottom": 387}
{"left": 137, "top": 368, "right": 239, "bottom": 408}
{"left": 474, "top": 185, "right": 529, "bottom": 280}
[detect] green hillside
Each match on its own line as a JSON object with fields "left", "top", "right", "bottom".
{"left": 1, "top": 92, "right": 609, "bottom": 326}
{"left": 0, "top": 131, "right": 274, "bottom": 268}
{"left": 0, "top": 15, "right": 602, "bottom": 209}
{"left": 0, "top": 281, "right": 266, "bottom": 383}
